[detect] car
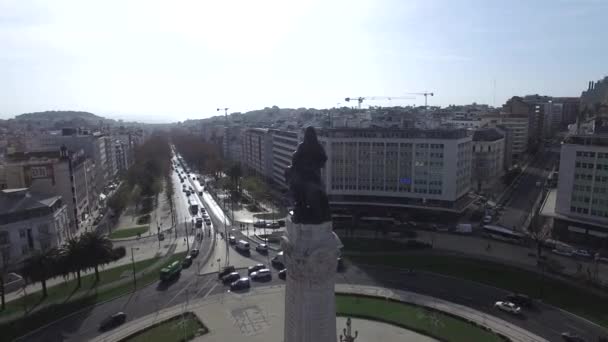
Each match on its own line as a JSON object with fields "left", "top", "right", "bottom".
{"left": 99, "top": 312, "right": 127, "bottom": 331}
{"left": 218, "top": 265, "right": 236, "bottom": 279}
{"left": 561, "top": 331, "right": 587, "bottom": 342}
{"left": 253, "top": 221, "right": 266, "bottom": 228}
{"left": 250, "top": 268, "right": 271, "bottom": 280}
{"left": 494, "top": 301, "right": 521, "bottom": 314}
{"left": 278, "top": 269, "right": 287, "bottom": 280}
{"left": 552, "top": 249, "right": 573, "bottom": 257}
{"left": 158, "top": 232, "right": 165, "bottom": 241}
{"left": 271, "top": 255, "right": 284, "bottom": 269}
{"left": 205, "top": 221, "right": 211, "bottom": 226}
{"left": 248, "top": 264, "right": 266, "bottom": 274}
{"left": 230, "top": 277, "right": 251, "bottom": 291}
{"left": 506, "top": 293, "right": 532, "bottom": 308}
{"left": 182, "top": 255, "right": 193, "bottom": 268}
{"left": 483, "top": 215, "right": 492, "bottom": 224}
{"left": 277, "top": 220, "right": 286, "bottom": 227}
{"left": 573, "top": 249, "right": 592, "bottom": 259}
{"left": 269, "top": 222, "right": 280, "bottom": 229}
{"left": 222, "top": 272, "right": 241, "bottom": 284}
{"left": 228, "top": 235, "right": 237, "bottom": 244}
{"left": 256, "top": 244, "right": 269, "bottom": 254}
{"left": 190, "top": 249, "right": 199, "bottom": 258}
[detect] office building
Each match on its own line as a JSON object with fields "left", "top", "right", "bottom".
{"left": 318, "top": 128, "right": 473, "bottom": 214}
{"left": 541, "top": 123, "right": 608, "bottom": 246}
{"left": 269, "top": 129, "right": 300, "bottom": 189}
{"left": 471, "top": 129, "right": 505, "bottom": 191}
{"left": 482, "top": 114, "right": 529, "bottom": 164}
{"left": 0, "top": 188, "right": 69, "bottom": 269}
{"left": 241, "top": 128, "right": 273, "bottom": 179}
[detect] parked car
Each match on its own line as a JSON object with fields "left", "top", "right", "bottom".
{"left": 253, "top": 221, "right": 266, "bottom": 228}
{"left": 552, "top": 249, "right": 573, "bottom": 257}
{"left": 230, "top": 277, "right": 251, "bottom": 291}
{"left": 182, "top": 255, "right": 193, "bottom": 268}
{"left": 573, "top": 249, "right": 592, "bottom": 259}
{"left": 250, "top": 268, "right": 271, "bottom": 280}
{"left": 228, "top": 235, "right": 237, "bottom": 244}
{"left": 483, "top": 215, "right": 492, "bottom": 224}
{"left": 218, "top": 266, "right": 236, "bottom": 279}
{"left": 256, "top": 244, "right": 269, "bottom": 254}
{"left": 278, "top": 269, "right": 287, "bottom": 280}
{"left": 561, "top": 331, "right": 586, "bottom": 342}
{"left": 222, "top": 272, "right": 241, "bottom": 284}
{"left": 269, "top": 222, "right": 280, "bottom": 229}
{"left": 190, "top": 249, "right": 199, "bottom": 258}
{"left": 277, "top": 220, "right": 286, "bottom": 227}
{"left": 494, "top": 301, "right": 521, "bottom": 314}
{"left": 99, "top": 312, "right": 127, "bottom": 331}
{"left": 506, "top": 293, "right": 532, "bottom": 308}
{"left": 248, "top": 264, "right": 266, "bottom": 275}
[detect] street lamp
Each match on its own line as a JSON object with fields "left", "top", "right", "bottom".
{"left": 131, "top": 247, "right": 140, "bottom": 289}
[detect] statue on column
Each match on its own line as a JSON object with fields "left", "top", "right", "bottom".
{"left": 284, "top": 126, "right": 331, "bottom": 224}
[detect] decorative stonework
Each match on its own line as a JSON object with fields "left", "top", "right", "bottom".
{"left": 282, "top": 219, "right": 342, "bottom": 342}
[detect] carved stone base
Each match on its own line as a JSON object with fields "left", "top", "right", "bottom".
{"left": 282, "top": 218, "right": 342, "bottom": 342}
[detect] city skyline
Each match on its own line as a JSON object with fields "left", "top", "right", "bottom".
{"left": 1, "top": 0, "right": 607, "bottom": 123}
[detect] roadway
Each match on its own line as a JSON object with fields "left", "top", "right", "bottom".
{"left": 496, "top": 144, "right": 560, "bottom": 231}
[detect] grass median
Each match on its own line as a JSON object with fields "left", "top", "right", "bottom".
{"left": 0, "top": 252, "right": 187, "bottom": 341}
{"left": 336, "top": 294, "right": 505, "bottom": 342}
{"left": 346, "top": 253, "right": 608, "bottom": 328}
{"left": 120, "top": 312, "right": 207, "bottom": 342}
{"left": 109, "top": 226, "right": 150, "bottom": 239}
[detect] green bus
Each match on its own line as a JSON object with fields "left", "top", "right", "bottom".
{"left": 160, "top": 261, "right": 182, "bottom": 281}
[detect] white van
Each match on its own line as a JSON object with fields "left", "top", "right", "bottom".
{"left": 236, "top": 240, "right": 250, "bottom": 252}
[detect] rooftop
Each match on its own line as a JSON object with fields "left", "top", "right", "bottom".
{"left": 0, "top": 188, "right": 62, "bottom": 217}
{"left": 473, "top": 128, "right": 504, "bottom": 142}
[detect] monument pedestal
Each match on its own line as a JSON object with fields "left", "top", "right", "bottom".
{"left": 282, "top": 219, "right": 342, "bottom": 342}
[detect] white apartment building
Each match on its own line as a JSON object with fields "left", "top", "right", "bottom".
{"left": 4, "top": 148, "right": 92, "bottom": 235}
{"left": 472, "top": 129, "right": 505, "bottom": 191}
{"left": 552, "top": 134, "right": 608, "bottom": 243}
{"left": 269, "top": 129, "right": 300, "bottom": 189}
{"left": 318, "top": 128, "right": 473, "bottom": 213}
{"left": 0, "top": 188, "right": 69, "bottom": 270}
{"left": 482, "top": 114, "right": 528, "bottom": 163}
{"left": 241, "top": 128, "right": 273, "bottom": 179}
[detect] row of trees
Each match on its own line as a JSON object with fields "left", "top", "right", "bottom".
{"left": 18, "top": 233, "right": 122, "bottom": 302}
{"left": 108, "top": 133, "right": 172, "bottom": 215}
{"left": 171, "top": 131, "right": 223, "bottom": 179}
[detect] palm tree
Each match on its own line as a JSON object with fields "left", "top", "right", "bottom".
{"left": 62, "top": 238, "right": 86, "bottom": 287}
{"left": 22, "top": 248, "right": 59, "bottom": 298}
{"left": 80, "top": 232, "right": 114, "bottom": 282}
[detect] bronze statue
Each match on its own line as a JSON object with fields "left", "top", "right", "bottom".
{"left": 284, "top": 126, "right": 331, "bottom": 224}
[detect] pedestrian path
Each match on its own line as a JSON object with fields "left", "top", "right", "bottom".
{"left": 91, "top": 284, "right": 547, "bottom": 342}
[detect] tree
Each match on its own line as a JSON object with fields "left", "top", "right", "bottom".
{"left": 22, "top": 249, "right": 59, "bottom": 298}
{"left": 226, "top": 163, "right": 242, "bottom": 193}
{"left": 80, "top": 232, "right": 115, "bottom": 282}
{"left": 62, "top": 238, "right": 86, "bottom": 288}
{"left": 165, "top": 176, "right": 175, "bottom": 226}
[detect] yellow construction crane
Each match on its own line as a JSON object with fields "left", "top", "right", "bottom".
{"left": 344, "top": 96, "right": 415, "bottom": 109}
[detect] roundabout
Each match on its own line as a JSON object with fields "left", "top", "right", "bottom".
{"left": 91, "top": 284, "right": 543, "bottom": 342}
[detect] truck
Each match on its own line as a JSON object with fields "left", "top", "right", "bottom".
{"left": 160, "top": 261, "right": 182, "bottom": 281}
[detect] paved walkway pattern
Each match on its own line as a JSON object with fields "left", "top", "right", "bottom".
{"left": 91, "top": 284, "right": 547, "bottom": 342}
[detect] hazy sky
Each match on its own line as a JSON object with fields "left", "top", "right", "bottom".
{"left": 1, "top": 0, "right": 606, "bottom": 123}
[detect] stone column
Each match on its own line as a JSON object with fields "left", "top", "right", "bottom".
{"left": 282, "top": 219, "right": 342, "bottom": 342}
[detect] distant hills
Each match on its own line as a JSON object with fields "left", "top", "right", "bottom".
{"left": 15, "top": 111, "right": 104, "bottom": 122}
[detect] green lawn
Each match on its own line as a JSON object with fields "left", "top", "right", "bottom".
{"left": 336, "top": 294, "right": 504, "bottom": 342}
{"left": 0, "top": 257, "right": 159, "bottom": 318}
{"left": 0, "top": 252, "right": 187, "bottom": 342}
{"left": 346, "top": 253, "right": 608, "bottom": 328}
{"left": 109, "top": 226, "right": 150, "bottom": 239}
{"left": 121, "top": 312, "right": 207, "bottom": 342}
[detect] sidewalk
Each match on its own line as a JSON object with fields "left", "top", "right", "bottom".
{"left": 91, "top": 284, "right": 546, "bottom": 342}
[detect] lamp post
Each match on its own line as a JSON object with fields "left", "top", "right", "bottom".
{"left": 130, "top": 247, "right": 140, "bottom": 289}
{"left": 339, "top": 317, "right": 358, "bottom": 342}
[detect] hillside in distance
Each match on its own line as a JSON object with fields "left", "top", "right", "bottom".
{"left": 15, "top": 110, "right": 103, "bottom": 122}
